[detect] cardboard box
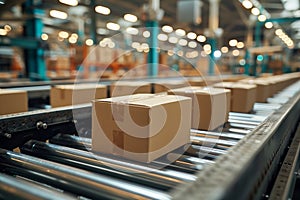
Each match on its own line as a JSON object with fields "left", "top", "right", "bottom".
{"left": 92, "top": 94, "right": 192, "bottom": 163}
{"left": 213, "top": 82, "right": 257, "bottom": 113}
{"left": 154, "top": 80, "right": 187, "bottom": 93}
{"left": 110, "top": 81, "right": 151, "bottom": 97}
{"left": 168, "top": 87, "right": 231, "bottom": 130}
{"left": 51, "top": 84, "right": 107, "bottom": 107}
{"left": 0, "top": 89, "right": 28, "bottom": 115}
{"left": 188, "top": 77, "right": 221, "bottom": 86}
{"left": 239, "top": 79, "right": 270, "bottom": 102}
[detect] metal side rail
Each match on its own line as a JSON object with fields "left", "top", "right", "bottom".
{"left": 268, "top": 122, "right": 300, "bottom": 200}
{"left": 171, "top": 81, "right": 300, "bottom": 200}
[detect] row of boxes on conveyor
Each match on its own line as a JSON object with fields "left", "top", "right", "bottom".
{"left": 1, "top": 73, "right": 299, "bottom": 163}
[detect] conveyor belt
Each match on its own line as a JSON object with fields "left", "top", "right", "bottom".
{"left": 0, "top": 80, "right": 300, "bottom": 199}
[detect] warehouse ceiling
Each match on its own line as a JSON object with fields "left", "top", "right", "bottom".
{"left": 0, "top": 0, "right": 299, "bottom": 48}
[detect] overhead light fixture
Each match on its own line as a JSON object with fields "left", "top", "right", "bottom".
{"left": 178, "top": 39, "right": 188, "bottom": 46}
{"left": 265, "top": 22, "right": 273, "bottom": 29}
{"left": 143, "top": 31, "right": 150, "bottom": 38}
{"left": 251, "top": 7, "right": 260, "bottom": 15}
{"left": 126, "top": 27, "right": 139, "bottom": 35}
{"left": 168, "top": 36, "right": 178, "bottom": 44}
{"left": 41, "top": 33, "right": 48, "bottom": 41}
{"left": 59, "top": 0, "right": 78, "bottom": 6}
{"left": 229, "top": 39, "right": 238, "bottom": 47}
{"left": 242, "top": 0, "right": 253, "bottom": 9}
{"left": 124, "top": 14, "right": 138, "bottom": 23}
{"left": 58, "top": 31, "right": 69, "bottom": 39}
{"left": 175, "top": 29, "right": 186, "bottom": 37}
{"left": 50, "top": 10, "right": 68, "bottom": 19}
{"left": 0, "top": 0, "right": 5, "bottom": 5}
{"left": 4, "top": 25, "right": 11, "bottom": 32}
{"left": 188, "top": 41, "right": 197, "bottom": 48}
{"left": 131, "top": 42, "right": 140, "bottom": 49}
{"left": 197, "top": 35, "right": 206, "bottom": 42}
{"left": 162, "top": 25, "right": 173, "bottom": 33}
{"left": 85, "top": 39, "right": 94, "bottom": 46}
{"left": 69, "top": 37, "right": 77, "bottom": 44}
{"left": 0, "top": 28, "right": 7, "bottom": 36}
{"left": 275, "top": 29, "right": 283, "bottom": 36}
{"left": 221, "top": 46, "right": 228, "bottom": 53}
{"left": 237, "top": 42, "right": 245, "bottom": 48}
{"left": 95, "top": 5, "right": 111, "bottom": 15}
{"left": 213, "top": 50, "right": 222, "bottom": 58}
{"left": 187, "top": 32, "right": 197, "bottom": 40}
{"left": 258, "top": 14, "right": 267, "bottom": 22}
{"left": 232, "top": 49, "right": 240, "bottom": 56}
{"left": 106, "top": 22, "right": 120, "bottom": 31}
{"left": 157, "top": 33, "right": 168, "bottom": 41}
{"left": 203, "top": 44, "right": 211, "bottom": 51}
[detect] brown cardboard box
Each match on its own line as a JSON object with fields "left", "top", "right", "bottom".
{"left": 188, "top": 78, "right": 205, "bottom": 86}
{"left": 0, "top": 89, "right": 28, "bottom": 115}
{"left": 213, "top": 82, "right": 257, "bottom": 113}
{"left": 188, "top": 77, "right": 222, "bottom": 86}
{"left": 168, "top": 87, "right": 231, "bottom": 130}
{"left": 92, "top": 94, "right": 192, "bottom": 163}
{"left": 51, "top": 84, "right": 107, "bottom": 107}
{"left": 154, "top": 80, "right": 187, "bottom": 93}
{"left": 110, "top": 81, "right": 151, "bottom": 97}
{"left": 239, "top": 79, "right": 270, "bottom": 102}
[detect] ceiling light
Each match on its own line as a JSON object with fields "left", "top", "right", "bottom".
{"left": 71, "top": 33, "right": 78, "bottom": 39}
{"left": 85, "top": 39, "right": 94, "bottom": 46}
{"left": 237, "top": 42, "right": 245, "bottom": 48}
{"left": 251, "top": 7, "right": 260, "bottom": 15}
{"left": 197, "top": 35, "right": 206, "bottom": 42}
{"left": 168, "top": 36, "right": 178, "bottom": 44}
{"left": 265, "top": 22, "right": 273, "bottom": 29}
{"left": 0, "top": 0, "right": 5, "bottom": 4}
{"left": 187, "top": 32, "right": 197, "bottom": 40}
{"left": 157, "top": 33, "right": 168, "bottom": 41}
{"left": 188, "top": 41, "right": 197, "bottom": 48}
{"left": 175, "top": 29, "right": 186, "bottom": 37}
{"left": 214, "top": 50, "right": 222, "bottom": 58}
{"left": 232, "top": 49, "right": 240, "bottom": 56}
{"left": 108, "top": 41, "right": 115, "bottom": 48}
{"left": 203, "top": 44, "right": 211, "bottom": 51}
{"left": 58, "top": 31, "right": 69, "bottom": 39}
{"left": 41, "top": 33, "right": 48, "bottom": 41}
{"left": 124, "top": 13, "right": 138, "bottom": 22}
{"left": 126, "top": 27, "right": 139, "bottom": 35}
{"left": 69, "top": 37, "right": 77, "bottom": 44}
{"left": 143, "top": 31, "right": 150, "bottom": 38}
{"left": 50, "top": 10, "right": 68, "bottom": 19}
{"left": 95, "top": 5, "right": 111, "bottom": 15}
{"left": 275, "top": 29, "right": 283, "bottom": 36}
{"left": 221, "top": 46, "right": 228, "bottom": 53}
{"left": 106, "top": 22, "right": 120, "bottom": 31}
{"left": 242, "top": 0, "right": 253, "bottom": 9}
{"left": 162, "top": 25, "right": 173, "bottom": 33}
{"left": 59, "top": 0, "right": 78, "bottom": 6}
{"left": 229, "top": 39, "right": 238, "bottom": 47}
{"left": 131, "top": 42, "right": 140, "bottom": 49}
{"left": 178, "top": 39, "right": 188, "bottom": 46}
{"left": 4, "top": 25, "right": 11, "bottom": 32}
{"left": 258, "top": 15, "right": 267, "bottom": 22}
{"left": 177, "top": 50, "right": 184, "bottom": 57}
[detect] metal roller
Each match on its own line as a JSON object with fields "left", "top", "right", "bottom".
{"left": 0, "top": 148, "right": 170, "bottom": 200}
{"left": 0, "top": 173, "right": 76, "bottom": 200}
{"left": 21, "top": 140, "right": 195, "bottom": 190}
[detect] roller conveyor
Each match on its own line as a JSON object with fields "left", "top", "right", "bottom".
{"left": 0, "top": 80, "right": 299, "bottom": 199}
